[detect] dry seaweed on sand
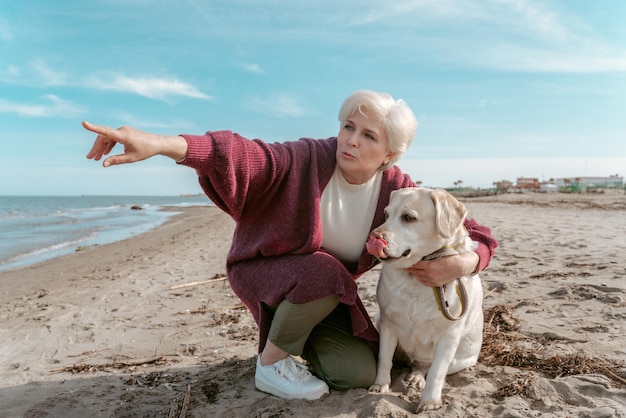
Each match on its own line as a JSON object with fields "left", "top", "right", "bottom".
{"left": 49, "top": 356, "right": 179, "bottom": 374}
{"left": 493, "top": 373, "right": 538, "bottom": 401}
{"left": 481, "top": 304, "right": 626, "bottom": 397}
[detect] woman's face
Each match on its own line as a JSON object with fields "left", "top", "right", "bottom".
{"left": 336, "top": 108, "right": 395, "bottom": 184}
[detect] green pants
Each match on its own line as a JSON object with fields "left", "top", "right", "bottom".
{"left": 267, "top": 296, "right": 377, "bottom": 391}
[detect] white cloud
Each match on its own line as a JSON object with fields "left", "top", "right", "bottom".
{"left": 482, "top": 0, "right": 576, "bottom": 42}
{"left": 33, "top": 59, "right": 66, "bottom": 86}
{"left": 346, "top": 0, "right": 626, "bottom": 74}
{"left": 463, "top": 42, "right": 626, "bottom": 73}
{"left": 92, "top": 75, "right": 212, "bottom": 101}
{"left": 0, "top": 60, "right": 212, "bottom": 101}
{"left": 349, "top": 0, "right": 574, "bottom": 41}
{"left": 0, "top": 60, "right": 66, "bottom": 87}
{"left": 249, "top": 94, "right": 308, "bottom": 118}
{"left": 241, "top": 62, "right": 263, "bottom": 73}
{"left": 0, "top": 94, "right": 86, "bottom": 117}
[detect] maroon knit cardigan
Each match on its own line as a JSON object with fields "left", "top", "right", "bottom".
{"left": 181, "top": 131, "right": 498, "bottom": 352}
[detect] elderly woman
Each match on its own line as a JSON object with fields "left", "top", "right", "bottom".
{"left": 84, "top": 90, "right": 498, "bottom": 401}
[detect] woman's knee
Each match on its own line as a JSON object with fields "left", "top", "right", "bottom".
{"left": 304, "top": 335, "right": 377, "bottom": 390}
{"left": 328, "top": 348, "right": 376, "bottom": 390}
{"left": 268, "top": 295, "right": 341, "bottom": 355}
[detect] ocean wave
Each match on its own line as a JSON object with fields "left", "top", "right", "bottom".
{"left": 0, "top": 204, "right": 130, "bottom": 221}
{"left": 0, "top": 196, "right": 214, "bottom": 272}
{"left": 0, "top": 230, "right": 98, "bottom": 268}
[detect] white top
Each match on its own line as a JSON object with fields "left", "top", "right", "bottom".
{"left": 320, "top": 167, "right": 383, "bottom": 263}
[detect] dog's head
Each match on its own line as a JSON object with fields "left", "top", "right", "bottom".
{"left": 366, "top": 187, "right": 468, "bottom": 267}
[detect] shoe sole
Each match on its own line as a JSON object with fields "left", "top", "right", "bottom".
{"left": 255, "top": 378, "right": 329, "bottom": 400}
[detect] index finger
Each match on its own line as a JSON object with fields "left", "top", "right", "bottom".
{"left": 82, "top": 121, "right": 125, "bottom": 141}
{"left": 84, "top": 121, "right": 121, "bottom": 161}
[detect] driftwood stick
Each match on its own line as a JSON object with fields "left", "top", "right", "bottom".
{"left": 601, "top": 367, "right": 626, "bottom": 386}
{"left": 169, "top": 274, "right": 227, "bottom": 290}
{"left": 174, "top": 303, "right": 246, "bottom": 315}
{"left": 168, "top": 402, "right": 178, "bottom": 418}
{"left": 179, "top": 384, "right": 192, "bottom": 418}
{"left": 49, "top": 356, "right": 170, "bottom": 374}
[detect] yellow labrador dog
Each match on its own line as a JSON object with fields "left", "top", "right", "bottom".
{"left": 366, "top": 187, "right": 483, "bottom": 412}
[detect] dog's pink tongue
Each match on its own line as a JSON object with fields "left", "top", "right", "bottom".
{"left": 366, "top": 235, "right": 387, "bottom": 258}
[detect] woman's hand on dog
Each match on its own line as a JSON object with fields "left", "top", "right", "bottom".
{"left": 406, "top": 252, "right": 479, "bottom": 287}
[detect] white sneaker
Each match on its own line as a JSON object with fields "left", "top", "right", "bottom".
{"left": 255, "top": 355, "right": 329, "bottom": 400}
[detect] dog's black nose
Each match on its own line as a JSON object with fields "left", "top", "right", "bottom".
{"left": 402, "top": 249, "right": 411, "bottom": 257}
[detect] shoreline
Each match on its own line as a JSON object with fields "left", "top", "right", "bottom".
{"left": 1, "top": 195, "right": 625, "bottom": 417}
{"left": 0, "top": 205, "right": 226, "bottom": 301}
{"left": 0, "top": 204, "right": 212, "bottom": 275}
{"left": 0, "top": 195, "right": 213, "bottom": 273}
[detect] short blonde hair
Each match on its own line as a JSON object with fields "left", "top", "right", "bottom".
{"left": 338, "top": 90, "right": 417, "bottom": 169}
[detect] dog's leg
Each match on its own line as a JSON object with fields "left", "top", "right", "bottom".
{"left": 405, "top": 366, "right": 426, "bottom": 390}
{"left": 417, "top": 337, "right": 461, "bottom": 412}
{"left": 369, "top": 320, "right": 397, "bottom": 394}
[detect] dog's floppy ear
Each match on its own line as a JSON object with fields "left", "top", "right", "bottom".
{"left": 430, "top": 189, "right": 467, "bottom": 239}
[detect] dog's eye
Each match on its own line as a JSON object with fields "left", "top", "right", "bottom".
{"left": 402, "top": 213, "right": 417, "bottom": 222}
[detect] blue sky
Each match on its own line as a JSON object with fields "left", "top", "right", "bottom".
{"left": 1, "top": 0, "right": 625, "bottom": 195}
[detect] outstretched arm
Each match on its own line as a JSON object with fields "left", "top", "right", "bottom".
{"left": 83, "top": 121, "right": 188, "bottom": 166}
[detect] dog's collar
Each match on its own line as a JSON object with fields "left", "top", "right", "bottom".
{"left": 422, "top": 245, "right": 468, "bottom": 321}
{"left": 421, "top": 246, "right": 460, "bottom": 261}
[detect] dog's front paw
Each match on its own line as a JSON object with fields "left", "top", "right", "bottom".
{"left": 405, "top": 371, "right": 426, "bottom": 390}
{"left": 368, "top": 383, "right": 390, "bottom": 394}
{"left": 417, "top": 399, "right": 442, "bottom": 412}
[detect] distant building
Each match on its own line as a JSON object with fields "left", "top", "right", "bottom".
{"left": 494, "top": 180, "right": 514, "bottom": 193}
{"left": 555, "top": 175, "right": 624, "bottom": 191}
{"left": 515, "top": 177, "right": 540, "bottom": 191}
{"left": 539, "top": 183, "right": 558, "bottom": 193}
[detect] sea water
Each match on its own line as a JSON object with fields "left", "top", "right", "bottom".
{"left": 0, "top": 195, "right": 212, "bottom": 272}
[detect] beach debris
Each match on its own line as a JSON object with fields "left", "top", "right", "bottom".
{"left": 174, "top": 303, "right": 246, "bottom": 316}
{"left": 481, "top": 304, "right": 626, "bottom": 398}
{"left": 125, "top": 370, "right": 178, "bottom": 387}
{"left": 75, "top": 244, "right": 98, "bottom": 252}
{"left": 167, "top": 383, "right": 191, "bottom": 418}
{"left": 201, "top": 381, "right": 220, "bottom": 403}
{"left": 530, "top": 271, "right": 592, "bottom": 280}
{"left": 67, "top": 349, "right": 105, "bottom": 358}
{"left": 493, "top": 373, "right": 537, "bottom": 400}
{"left": 49, "top": 356, "right": 178, "bottom": 374}
{"left": 169, "top": 273, "right": 227, "bottom": 290}
{"left": 528, "top": 331, "right": 587, "bottom": 344}
{"left": 484, "top": 304, "right": 519, "bottom": 331}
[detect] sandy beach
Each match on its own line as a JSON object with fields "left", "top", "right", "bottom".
{"left": 1, "top": 191, "right": 625, "bottom": 417}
